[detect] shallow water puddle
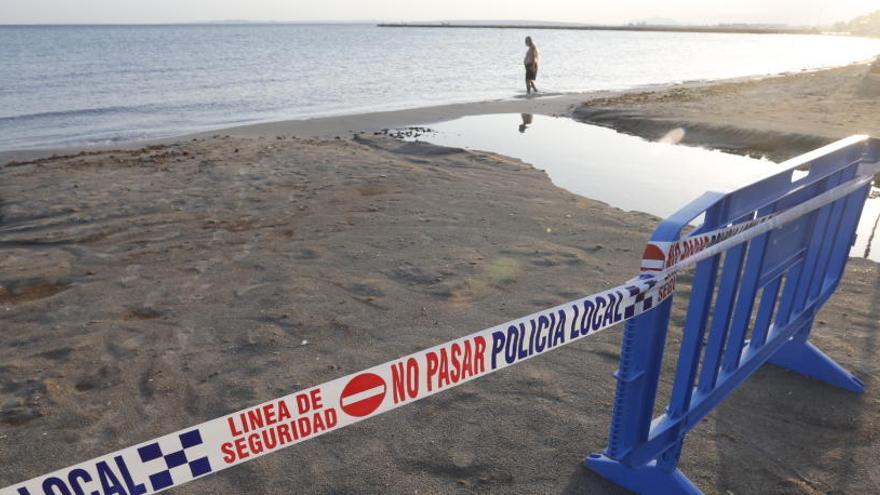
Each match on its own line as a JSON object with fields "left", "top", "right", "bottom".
{"left": 403, "top": 114, "right": 880, "bottom": 262}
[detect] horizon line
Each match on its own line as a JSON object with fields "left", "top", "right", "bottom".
{"left": 0, "top": 19, "right": 816, "bottom": 28}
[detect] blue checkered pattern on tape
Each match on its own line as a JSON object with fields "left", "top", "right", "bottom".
{"left": 623, "top": 278, "right": 657, "bottom": 319}
{"left": 137, "top": 429, "right": 213, "bottom": 491}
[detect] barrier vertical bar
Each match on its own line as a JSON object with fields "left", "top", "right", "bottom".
{"left": 655, "top": 205, "right": 725, "bottom": 473}
{"left": 696, "top": 241, "right": 746, "bottom": 393}
{"left": 605, "top": 303, "right": 673, "bottom": 459}
{"left": 747, "top": 276, "right": 782, "bottom": 350}
{"left": 720, "top": 229, "right": 770, "bottom": 373}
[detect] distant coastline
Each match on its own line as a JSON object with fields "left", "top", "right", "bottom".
{"left": 378, "top": 23, "right": 822, "bottom": 36}
{"left": 0, "top": 21, "right": 833, "bottom": 36}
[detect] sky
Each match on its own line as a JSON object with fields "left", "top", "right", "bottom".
{"left": 1, "top": 0, "right": 877, "bottom": 26}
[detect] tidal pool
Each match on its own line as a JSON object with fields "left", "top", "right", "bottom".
{"left": 404, "top": 114, "right": 880, "bottom": 261}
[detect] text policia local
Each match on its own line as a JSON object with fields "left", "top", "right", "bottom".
{"left": 219, "top": 293, "right": 637, "bottom": 465}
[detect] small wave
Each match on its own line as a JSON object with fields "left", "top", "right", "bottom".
{"left": 0, "top": 100, "right": 244, "bottom": 124}
{"left": 0, "top": 105, "right": 148, "bottom": 123}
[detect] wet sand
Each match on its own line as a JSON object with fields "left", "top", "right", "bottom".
{"left": 2, "top": 64, "right": 880, "bottom": 495}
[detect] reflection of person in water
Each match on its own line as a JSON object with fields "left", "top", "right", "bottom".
{"left": 519, "top": 113, "right": 533, "bottom": 133}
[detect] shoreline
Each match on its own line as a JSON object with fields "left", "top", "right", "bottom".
{"left": 2, "top": 61, "right": 874, "bottom": 166}
{"left": 0, "top": 92, "right": 588, "bottom": 164}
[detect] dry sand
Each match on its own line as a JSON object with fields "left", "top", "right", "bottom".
{"left": 2, "top": 64, "right": 880, "bottom": 495}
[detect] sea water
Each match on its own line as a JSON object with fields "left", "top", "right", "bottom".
{"left": 2, "top": 24, "right": 880, "bottom": 151}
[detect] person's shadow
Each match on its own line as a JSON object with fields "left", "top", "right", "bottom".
{"left": 519, "top": 113, "right": 534, "bottom": 133}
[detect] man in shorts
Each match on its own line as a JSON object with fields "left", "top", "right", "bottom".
{"left": 524, "top": 36, "right": 539, "bottom": 95}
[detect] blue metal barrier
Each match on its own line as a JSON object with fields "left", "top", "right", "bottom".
{"left": 586, "top": 136, "right": 880, "bottom": 494}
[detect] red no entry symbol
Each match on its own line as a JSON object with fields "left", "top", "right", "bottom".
{"left": 340, "top": 373, "right": 387, "bottom": 417}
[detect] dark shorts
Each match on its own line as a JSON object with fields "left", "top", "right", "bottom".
{"left": 525, "top": 63, "right": 538, "bottom": 81}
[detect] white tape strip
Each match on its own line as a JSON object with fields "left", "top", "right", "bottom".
{"left": 2, "top": 174, "right": 871, "bottom": 495}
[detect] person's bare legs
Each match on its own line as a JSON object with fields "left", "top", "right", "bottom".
{"left": 526, "top": 77, "right": 537, "bottom": 95}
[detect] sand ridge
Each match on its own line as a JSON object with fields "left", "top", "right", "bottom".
{"left": 576, "top": 62, "right": 880, "bottom": 161}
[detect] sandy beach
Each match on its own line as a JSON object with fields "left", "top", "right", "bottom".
{"left": 2, "top": 63, "right": 880, "bottom": 495}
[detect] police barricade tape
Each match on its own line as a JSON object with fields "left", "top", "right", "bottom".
{"left": 3, "top": 173, "right": 873, "bottom": 495}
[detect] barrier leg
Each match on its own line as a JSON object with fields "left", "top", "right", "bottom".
{"left": 585, "top": 454, "right": 702, "bottom": 495}
{"left": 768, "top": 339, "right": 864, "bottom": 393}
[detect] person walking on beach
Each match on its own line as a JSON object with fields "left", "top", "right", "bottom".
{"left": 524, "top": 36, "right": 539, "bottom": 95}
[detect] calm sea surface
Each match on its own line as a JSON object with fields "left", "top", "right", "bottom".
{"left": 2, "top": 24, "right": 880, "bottom": 151}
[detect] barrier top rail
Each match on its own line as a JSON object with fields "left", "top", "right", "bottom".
{"left": 655, "top": 135, "right": 876, "bottom": 244}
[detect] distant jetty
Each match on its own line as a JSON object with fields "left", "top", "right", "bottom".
{"left": 377, "top": 23, "right": 821, "bottom": 36}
